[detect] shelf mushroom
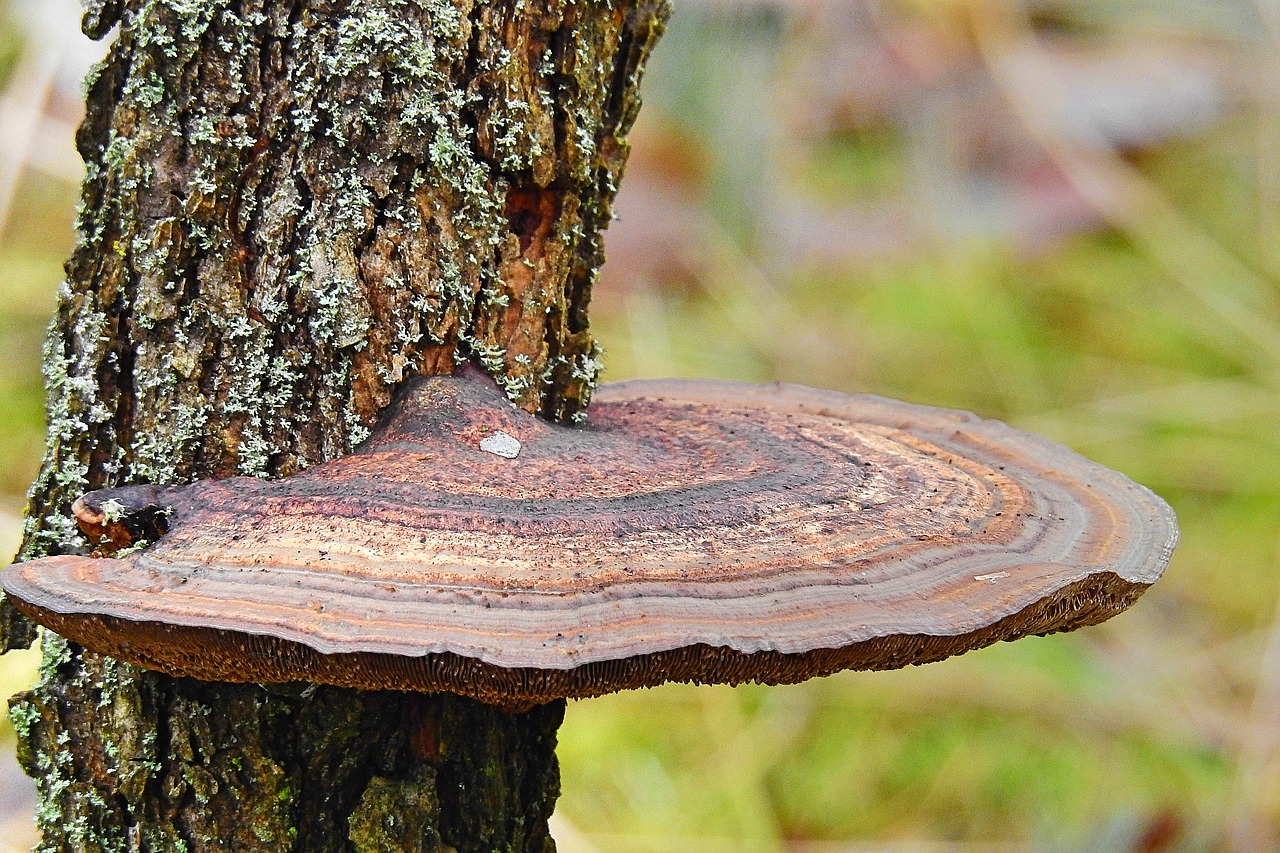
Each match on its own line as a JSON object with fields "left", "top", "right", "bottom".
{"left": 1, "top": 370, "right": 1177, "bottom": 709}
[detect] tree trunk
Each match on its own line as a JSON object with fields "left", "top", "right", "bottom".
{"left": 1, "top": 1, "right": 668, "bottom": 849}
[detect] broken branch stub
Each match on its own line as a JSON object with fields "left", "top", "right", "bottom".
{"left": 2, "top": 372, "right": 1176, "bottom": 709}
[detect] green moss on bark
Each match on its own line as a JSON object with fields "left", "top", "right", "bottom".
{"left": 349, "top": 771, "right": 443, "bottom": 853}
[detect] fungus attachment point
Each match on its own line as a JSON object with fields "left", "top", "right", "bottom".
{"left": 2, "top": 373, "right": 1177, "bottom": 709}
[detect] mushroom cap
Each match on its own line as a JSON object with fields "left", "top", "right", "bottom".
{"left": 2, "top": 372, "right": 1177, "bottom": 709}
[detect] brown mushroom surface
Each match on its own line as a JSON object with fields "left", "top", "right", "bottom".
{"left": 2, "top": 371, "right": 1177, "bottom": 708}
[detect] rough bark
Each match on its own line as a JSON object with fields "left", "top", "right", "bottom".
{"left": 1, "top": 0, "right": 668, "bottom": 849}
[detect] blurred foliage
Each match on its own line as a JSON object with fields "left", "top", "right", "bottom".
{"left": 0, "top": 7, "right": 20, "bottom": 84}
{"left": 0, "top": 174, "right": 68, "bottom": 499}
{"left": 2, "top": 0, "right": 1279, "bottom": 851}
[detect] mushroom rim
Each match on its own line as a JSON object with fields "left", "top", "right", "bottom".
{"left": 8, "top": 570, "right": 1150, "bottom": 712}
{"left": 2, "top": 551, "right": 1165, "bottom": 667}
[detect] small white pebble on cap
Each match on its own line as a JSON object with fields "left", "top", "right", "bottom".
{"left": 479, "top": 430, "right": 521, "bottom": 459}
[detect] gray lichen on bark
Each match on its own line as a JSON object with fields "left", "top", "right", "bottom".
{"left": 2, "top": 0, "right": 670, "bottom": 849}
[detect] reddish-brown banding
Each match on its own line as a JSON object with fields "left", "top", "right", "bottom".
{"left": 1, "top": 372, "right": 1177, "bottom": 709}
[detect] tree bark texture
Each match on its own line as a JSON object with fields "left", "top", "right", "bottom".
{"left": 1, "top": 0, "right": 669, "bottom": 849}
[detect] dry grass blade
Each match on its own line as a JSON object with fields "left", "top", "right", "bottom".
{"left": 967, "top": 0, "right": 1280, "bottom": 375}
{"left": 0, "top": 42, "right": 59, "bottom": 239}
{"left": 1220, "top": 532, "right": 1280, "bottom": 850}
{"left": 1018, "top": 377, "right": 1280, "bottom": 446}
{"left": 1251, "top": 0, "right": 1280, "bottom": 241}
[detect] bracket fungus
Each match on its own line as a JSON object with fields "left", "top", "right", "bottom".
{"left": 2, "top": 370, "right": 1177, "bottom": 709}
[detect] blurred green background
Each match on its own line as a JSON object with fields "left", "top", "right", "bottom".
{"left": 2, "top": 0, "right": 1278, "bottom": 851}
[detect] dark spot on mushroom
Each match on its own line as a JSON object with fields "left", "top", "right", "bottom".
{"left": 73, "top": 484, "right": 178, "bottom": 555}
